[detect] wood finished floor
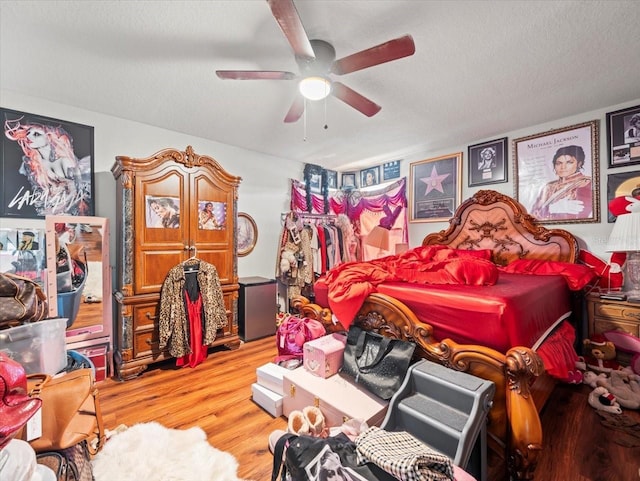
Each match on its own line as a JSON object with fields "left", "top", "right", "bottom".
{"left": 96, "top": 336, "right": 640, "bottom": 481}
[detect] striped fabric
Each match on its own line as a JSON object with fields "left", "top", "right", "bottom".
{"left": 355, "top": 427, "right": 454, "bottom": 481}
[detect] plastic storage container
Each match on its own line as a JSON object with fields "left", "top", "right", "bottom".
{"left": 0, "top": 318, "right": 67, "bottom": 375}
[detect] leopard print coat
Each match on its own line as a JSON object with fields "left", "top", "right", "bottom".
{"left": 158, "top": 261, "right": 227, "bottom": 358}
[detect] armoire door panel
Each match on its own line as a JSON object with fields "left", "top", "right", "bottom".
{"left": 133, "top": 167, "right": 191, "bottom": 294}
{"left": 137, "top": 167, "right": 190, "bottom": 238}
{"left": 197, "top": 250, "right": 232, "bottom": 284}
{"left": 190, "top": 172, "right": 235, "bottom": 246}
{"left": 136, "top": 250, "right": 185, "bottom": 294}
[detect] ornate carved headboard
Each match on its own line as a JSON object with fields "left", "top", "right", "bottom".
{"left": 422, "top": 190, "right": 579, "bottom": 266}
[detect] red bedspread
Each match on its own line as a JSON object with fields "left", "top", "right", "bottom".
{"left": 314, "top": 247, "right": 597, "bottom": 381}
{"left": 319, "top": 246, "right": 498, "bottom": 326}
{"left": 317, "top": 246, "right": 595, "bottom": 334}
{"left": 376, "top": 274, "right": 570, "bottom": 353}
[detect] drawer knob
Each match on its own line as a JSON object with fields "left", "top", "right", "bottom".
{"left": 145, "top": 312, "right": 158, "bottom": 321}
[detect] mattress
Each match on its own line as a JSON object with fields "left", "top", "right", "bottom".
{"left": 375, "top": 273, "right": 570, "bottom": 353}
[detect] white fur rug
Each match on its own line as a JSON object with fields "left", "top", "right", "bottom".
{"left": 91, "top": 422, "right": 247, "bottom": 481}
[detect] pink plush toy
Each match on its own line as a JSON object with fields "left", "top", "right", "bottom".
{"left": 603, "top": 330, "right": 640, "bottom": 376}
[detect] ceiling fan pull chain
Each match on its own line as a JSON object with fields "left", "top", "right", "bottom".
{"left": 324, "top": 96, "right": 328, "bottom": 130}
{"left": 303, "top": 98, "right": 307, "bottom": 142}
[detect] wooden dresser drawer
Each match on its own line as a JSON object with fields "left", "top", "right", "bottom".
{"left": 593, "top": 302, "right": 640, "bottom": 323}
{"left": 593, "top": 318, "right": 640, "bottom": 337}
{"left": 133, "top": 302, "right": 160, "bottom": 330}
{"left": 134, "top": 328, "right": 160, "bottom": 357}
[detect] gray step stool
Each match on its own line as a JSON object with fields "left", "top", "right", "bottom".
{"left": 380, "top": 359, "right": 495, "bottom": 481}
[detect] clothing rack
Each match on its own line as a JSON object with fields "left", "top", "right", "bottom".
{"left": 280, "top": 211, "right": 337, "bottom": 226}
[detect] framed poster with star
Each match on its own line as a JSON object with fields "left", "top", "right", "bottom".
{"left": 409, "top": 152, "right": 462, "bottom": 223}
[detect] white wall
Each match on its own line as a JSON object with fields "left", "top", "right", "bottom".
{"left": 2, "top": 90, "right": 639, "bottom": 279}
{"left": 398, "top": 98, "right": 640, "bottom": 265}
{"left": 0, "top": 90, "right": 303, "bottom": 281}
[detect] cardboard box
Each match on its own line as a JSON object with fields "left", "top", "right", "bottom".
{"left": 283, "top": 367, "right": 388, "bottom": 428}
{"left": 256, "top": 362, "right": 289, "bottom": 395}
{"left": 303, "top": 333, "right": 347, "bottom": 378}
{"left": 252, "top": 383, "right": 283, "bottom": 417}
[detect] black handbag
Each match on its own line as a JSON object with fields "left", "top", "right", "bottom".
{"left": 271, "top": 433, "right": 384, "bottom": 481}
{"left": 340, "top": 325, "right": 416, "bottom": 400}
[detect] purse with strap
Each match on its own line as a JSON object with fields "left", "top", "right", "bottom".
{"left": 36, "top": 451, "right": 80, "bottom": 481}
{"left": 275, "top": 314, "right": 326, "bottom": 362}
{"left": 27, "top": 368, "right": 105, "bottom": 454}
{"left": 340, "top": 325, "right": 416, "bottom": 400}
{"left": 0, "top": 272, "right": 48, "bottom": 329}
{"left": 271, "top": 432, "right": 382, "bottom": 481}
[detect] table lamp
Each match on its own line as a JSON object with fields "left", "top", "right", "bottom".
{"left": 606, "top": 207, "right": 640, "bottom": 299}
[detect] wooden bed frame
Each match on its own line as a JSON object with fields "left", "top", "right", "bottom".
{"left": 292, "top": 190, "right": 580, "bottom": 481}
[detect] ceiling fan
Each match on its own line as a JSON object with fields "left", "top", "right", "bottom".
{"left": 215, "top": 0, "right": 416, "bottom": 123}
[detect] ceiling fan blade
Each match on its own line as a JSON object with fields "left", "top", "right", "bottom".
{"left": 284, "top": 94, "right": 305, "bottom": 123}
{"left": 216, "top": 70, "right": 297, "bottom": 80}
{"left": 331, "top": 81, "right": 381, "bottom": 117}
{"left": 331, "top": 34, "right": 415, "bottom": 75}
{"left": 267, "top": 0, "right": 315, "bottom": 60}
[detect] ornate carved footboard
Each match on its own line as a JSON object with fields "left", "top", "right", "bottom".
{"left": 292, "top": 293, "right": 544, "bottom": 480}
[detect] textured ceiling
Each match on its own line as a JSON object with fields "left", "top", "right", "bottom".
{"left": 1, "top": 1, "right": 639, "bottom": 171}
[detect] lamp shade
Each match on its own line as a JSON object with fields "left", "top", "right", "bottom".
{"left": 365, "top": 225, "right": 390, "bottom": 251}
{"left": 606, "top": 211, "right": 640, "bottom": 252}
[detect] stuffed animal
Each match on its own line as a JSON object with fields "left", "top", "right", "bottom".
{"left": 279, "top": 249, "right": 297, "bottom": 276}
{"left": 584, "top": 370, "right": 640, "bottom": 410}
{"left": 609, "top": 194, "right": 640, "bottom": 216}
{"left": 588, "top": 386, "right": 622, "bottom": 414}
{"left": 579, "top": 250, "right": 626, "bottom": 292}
{"left": 580, "top": 335, "right": 620, "bottom": 373}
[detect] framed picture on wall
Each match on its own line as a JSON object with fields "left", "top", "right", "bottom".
{"left": 360, "top": 166, "right": 380, "bottom": 187}
{"left": 341, "top": 172, "right": 357, "bottom": 189}
{"left": 468, "top": 137, "right": 508, "bottom": 187}
{"left": 409, "top": 152, "right": 462, "bottom": 223}
{"left": 606, "top": 170, "right": 640, "bottom": 223}
{"left": 326, "top": 170, "right": 338, "bottom": 189}
{"left": 513, "top": 120, "right": 599, "bottom": 224}
{"left": 606, "top": 104, "right": 640, "bottom": 168}
{"left": 0, "top": 107, "right": 95, "bottom": 219}
{"left": 383, "top": 160, "right": 401, "bottom": 180}
{"left": 237, "top": 212, "right": 257, "bottom": 257}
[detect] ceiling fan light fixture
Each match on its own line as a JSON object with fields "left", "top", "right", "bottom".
{"left": 298, "top": 76, "right": 331, "bottom": 100}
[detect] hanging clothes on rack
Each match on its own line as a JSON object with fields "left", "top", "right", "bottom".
{"left": 277, "top": 212, "right": 359, "bottom": 306}
{"left": 158, "top": 258, "right": 227, "bottom": 367}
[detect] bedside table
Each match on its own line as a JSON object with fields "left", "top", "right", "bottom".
{"left": 586, "top": 293, "right": 640, "bottom": 366}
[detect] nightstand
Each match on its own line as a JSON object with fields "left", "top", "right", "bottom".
{"left": 586, "top": 293, "right": 640, "bottom": 366}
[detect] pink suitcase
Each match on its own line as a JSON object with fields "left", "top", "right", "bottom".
{"left": 283, "top": 367, "right": 388, "bottom": 428}
{"left": 303, "top": 333, "right": 347, "bottom": 378}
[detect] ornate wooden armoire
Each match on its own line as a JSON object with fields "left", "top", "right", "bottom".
{"left": 111, "top": 146, "right": 242, "bottom": 379}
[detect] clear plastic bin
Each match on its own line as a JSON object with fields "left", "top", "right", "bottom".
{"left": 0, "top": 318, "right": 67, "bottom": 375}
